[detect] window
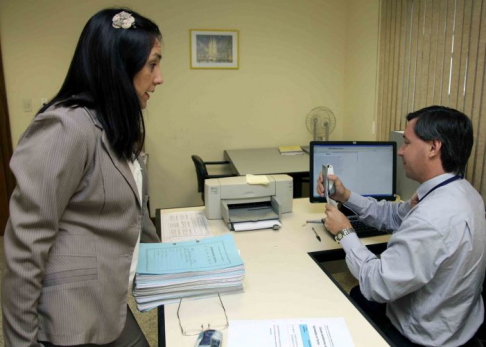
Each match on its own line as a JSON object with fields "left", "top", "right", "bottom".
{"left": 377, "top": 0, "right": 486, "bottom": 200}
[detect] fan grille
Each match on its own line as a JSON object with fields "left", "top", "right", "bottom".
{"left": 306, "top": 106, "right": 336, "bottom": 141}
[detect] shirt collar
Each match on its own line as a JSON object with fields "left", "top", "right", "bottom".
{"left": 416, "top": 173, "right": 455, "bottom": 201}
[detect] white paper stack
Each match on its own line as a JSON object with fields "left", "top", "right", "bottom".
{"left": 232, "top": 219, "right": 282, "bottom": 231}
{"left": 133, "top": 234, "right": 245, "bottom": 311}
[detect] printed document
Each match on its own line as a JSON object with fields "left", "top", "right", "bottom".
{"left": 137, "top": 234, "right": 243, "bottom": 274}
{"left": 160, "top": 211, "right": 211, "bottom": 243}
{"left": 134, "top": 234, "right": 245, "bottom": 311}
{"left": 228, "top": 318, "right": 354, "bottom": 347}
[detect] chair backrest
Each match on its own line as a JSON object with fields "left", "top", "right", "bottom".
{"left": 191, "top": 155, "right": 208, "bottom": 194}
{"left": 477, "top": 270, "right": 486, "bottom": 343}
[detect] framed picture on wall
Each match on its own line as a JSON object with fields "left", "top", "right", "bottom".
{"left": 190, "top": 29, "right": 239, "bottom": 69}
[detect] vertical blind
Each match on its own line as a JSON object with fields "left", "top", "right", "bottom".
{"left": 377, "top": 0, "right": 486, "bottom": 201}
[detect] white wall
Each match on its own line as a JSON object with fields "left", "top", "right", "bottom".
{"left": 0, "top": 0, "right": 379, "bottom": 213}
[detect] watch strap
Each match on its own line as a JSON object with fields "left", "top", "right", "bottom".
{"left": 334, "top": 227, "right": 356, "bottom": 244}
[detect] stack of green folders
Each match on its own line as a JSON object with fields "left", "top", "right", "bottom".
{"left": 133, "top": 233, "right": 245, "bottom": 312}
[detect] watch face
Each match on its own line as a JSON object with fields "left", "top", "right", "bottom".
{"left": 336, "top": 233, "right": 343, "bottom": 240}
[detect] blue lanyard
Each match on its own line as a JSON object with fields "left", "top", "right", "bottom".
{"left": 418, "top": 175, "right": 463, "bottom": 203}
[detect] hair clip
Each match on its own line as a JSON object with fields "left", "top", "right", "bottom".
{"left": 112, "top": 11, "right": 136, "bottom": 29}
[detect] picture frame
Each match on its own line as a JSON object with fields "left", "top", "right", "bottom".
{"left": 190, "top": 29, "right": 239, "bottom": 69}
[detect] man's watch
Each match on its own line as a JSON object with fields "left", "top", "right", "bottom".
{"left": 334, "top": 227, "right": 356, "bottom": 244}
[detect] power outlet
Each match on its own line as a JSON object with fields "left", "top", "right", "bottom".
{"left": 22, "top": 99, "right": 32, "bottom": 112}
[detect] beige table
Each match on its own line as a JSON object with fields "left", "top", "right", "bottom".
{"left": 155, "top": 198, "right": 391, "bottom": 347}
{"left": 224, "top": 148, "right": 309, "bottom": 197}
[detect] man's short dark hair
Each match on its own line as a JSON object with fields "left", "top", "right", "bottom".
{"left": 406, "top": 105, "right": 473, "bottom": 175}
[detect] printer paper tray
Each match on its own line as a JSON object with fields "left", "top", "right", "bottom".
{"left": 228, "top": 205, "right": 278, "bottom": 223}
{"left": 232, "top": 219, "right": 282, "bottom": 231}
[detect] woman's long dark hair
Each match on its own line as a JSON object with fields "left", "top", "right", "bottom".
{"left": 39, "top": 8, "right": 162, "bottom": 159}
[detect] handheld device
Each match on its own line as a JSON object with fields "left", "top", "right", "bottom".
{"left": 195, "top": 329, "right": 223, "bottom": 347}
{"left": 321, "top": 164, "right": 337, "bottom": 207}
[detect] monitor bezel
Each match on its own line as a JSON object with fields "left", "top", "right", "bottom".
{"left": 309, "top": 141, "right": 397, "bottom": 203}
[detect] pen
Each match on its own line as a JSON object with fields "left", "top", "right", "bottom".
{"left": 312, "top": 227, "right": 321, "bottom": 242}
{"left": 302, "top": 219, "right": 325, "bottom": 227}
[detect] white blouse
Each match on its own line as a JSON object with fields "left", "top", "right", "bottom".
{"left": 127, "top": 158, "right": 143, "bottom": 290}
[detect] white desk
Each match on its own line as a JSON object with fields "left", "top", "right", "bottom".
{"left": 224, "top": 148, "right": 309, "bottom": 175}
{"left": 155, "top": 198, "right": 391, "bottom": 347}
{"left": 224, "top": 148, "right": 309, "bottom": 197}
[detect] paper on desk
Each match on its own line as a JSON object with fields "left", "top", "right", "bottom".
{"left": 134, "top": 234, "right": 245, "bottom": 311}
{"left": 134, "top": 285, "right": 245, "bottom": 311}
{"left": 233, "top": 219, "right": 281, "bottom": 231}
{"left": 246, "top": 174, "right": 269, "bottom": 185}
{"left": 160, "top": 211, "right": 211, "bottom": 243}
{"left": 137, "top": 234, "right": 243, "bottom": 274}
{"left": 228, "top": 318, "right": 355, "bottom": 347}
{"left": 278, "top": 145, "right": 305, "bottom": 155}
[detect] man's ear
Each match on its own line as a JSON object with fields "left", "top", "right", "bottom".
{"left": 429, "top": 139, "right": 442, "bottom": 158}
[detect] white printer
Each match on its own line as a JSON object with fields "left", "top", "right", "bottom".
{"left": 204, "top": 175, "right": 293, "bottom": 231}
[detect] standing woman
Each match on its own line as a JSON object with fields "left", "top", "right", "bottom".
{"left": 2, "top": 8, "right": 163, "bottom": 346}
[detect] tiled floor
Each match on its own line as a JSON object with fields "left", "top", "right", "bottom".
{"left": 0, "top": 236, "right": 356, "bottom": 347}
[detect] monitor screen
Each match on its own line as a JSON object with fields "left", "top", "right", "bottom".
{"left": 309, "top": 141, "right": 397, "bottom": 203}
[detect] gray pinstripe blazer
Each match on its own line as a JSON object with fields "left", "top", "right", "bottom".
{"left": 2, "top": 106, "right": 160, "bottom": 346}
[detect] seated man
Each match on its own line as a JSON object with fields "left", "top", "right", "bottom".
{"left": 319, "top": 106, "right": 486, "bottom": 347}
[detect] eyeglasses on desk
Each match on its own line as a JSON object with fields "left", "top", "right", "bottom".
{"left": 177, "top": 293, "right": 229, "bottom": 336}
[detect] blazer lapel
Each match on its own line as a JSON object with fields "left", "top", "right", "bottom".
{"left": 84, "top": 108, "right": 141, "bottom": 209}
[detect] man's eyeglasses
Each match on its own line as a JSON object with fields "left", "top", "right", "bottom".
{"left": 177, "top": 293, "right": 229, "bottom": 336}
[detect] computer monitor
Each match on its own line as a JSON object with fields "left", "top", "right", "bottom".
{"left": 309, "top": 141, "right": 397, "bottom": 203}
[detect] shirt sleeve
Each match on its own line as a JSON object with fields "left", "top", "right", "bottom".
{"left": 340, "top": 212, "right": 448, "bottom": 303}
{"left": 2, "top": 110, "right": 92, "bottom": 346}
{"left": 345, "top": 192, "right": 411, "bottom": 231}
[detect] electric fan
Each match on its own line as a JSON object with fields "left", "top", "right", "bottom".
{"left": 305, "top": 106, "right": 336, "bottom": 141}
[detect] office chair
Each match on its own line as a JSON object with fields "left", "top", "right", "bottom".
{"left": 470, "top": 217, "right": 486, "bottom": 347}
{"left": 474, "top": 213, "right": 486, "bottom": 346}
{"left": 191, "top": 155, "right": 236, "bottom": 202}
{"left": 473, "top": 270, "right": 486, "bottom": 347}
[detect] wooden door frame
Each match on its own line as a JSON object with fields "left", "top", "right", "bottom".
{"left": 0, "top": 36, "right": 15, "bottom": 236}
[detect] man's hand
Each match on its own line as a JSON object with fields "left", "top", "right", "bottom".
{"left": 317, "top": 173, "right": 351, "bottom": 202}
{"left": 324, "top": 204, "right": 352, "bottom": 235}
